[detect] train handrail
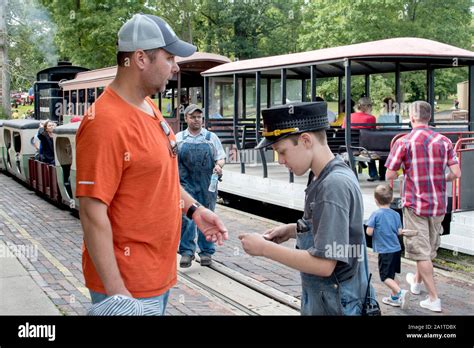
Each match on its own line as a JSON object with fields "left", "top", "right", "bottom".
{"left": 452, "top": 137, "right": 474, "bottom": 212}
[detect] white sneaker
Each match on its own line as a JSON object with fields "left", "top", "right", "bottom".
{"left": 399, "top": 289, "right": 410, "bottom": 310}
{"left": 382, "top": 296, "right": 401, "bottom": 307}
{"left": 420, "top": 296, "right": 442, "bottom": 312}
{"left": 406, "top": 272, "right": 422, "bottom": 295}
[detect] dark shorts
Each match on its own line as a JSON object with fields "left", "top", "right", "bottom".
{"left": 378, "top": 251, "right": 401, "bottom": 282}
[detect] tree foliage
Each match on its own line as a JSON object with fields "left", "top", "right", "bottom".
{"left": 298, "top": 0, "right": 473, "bottom": 102}
{"left": 7, "top": 0, "right": 58, "bottom": 90}
{"left": 6, "top": 0, "right": 473, "bottom": 98}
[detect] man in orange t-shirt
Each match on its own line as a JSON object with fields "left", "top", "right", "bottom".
{"left": 76, "top": 14, "right": 228, "bottom": 315}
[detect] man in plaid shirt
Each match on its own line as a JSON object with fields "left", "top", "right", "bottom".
{"left": 385, "top": 101, "right": 461, "bottom": 312}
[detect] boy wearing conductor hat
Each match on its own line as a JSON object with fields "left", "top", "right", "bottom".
{"left": 239, "top": 102, "right": 378, "bottom": 315}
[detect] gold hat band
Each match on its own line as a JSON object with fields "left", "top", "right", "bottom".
{"left": 262, "top": 127, "right": 299, "bottom": 137}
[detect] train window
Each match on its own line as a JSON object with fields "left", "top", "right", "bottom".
{"left": 64, "top": 91, "right": 70, "bottom": 115}
{"left": 78, "top": 89, "right": 85, "bottom": 115}
{"left": 97, "top": 87, "right": 104, "bottom": 97}
{"left": 87, "top": 88, "right": 95, "bottom": 106}
{"left": 71, "top": 90, "right": 77, "bottom": 115}
{"left": 209, "top": 77, "right": 233, "bottom": 118}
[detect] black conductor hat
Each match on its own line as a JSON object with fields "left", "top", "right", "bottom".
{"left": 255, "top": 102, "right": 329, "bottom": 149}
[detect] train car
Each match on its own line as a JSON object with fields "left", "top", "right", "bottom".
{"left": 201, "top": 37, "right": 474, "bottom": 254}
{"left": 59, "top": 52, "right": 231, "bottom": 132}
{"left": 34, "top": 61, "right": 89, "bottom": 122}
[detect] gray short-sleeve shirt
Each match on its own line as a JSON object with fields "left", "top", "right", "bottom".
{"left": 304, "top": 156, "right": 365, "bottom": 281}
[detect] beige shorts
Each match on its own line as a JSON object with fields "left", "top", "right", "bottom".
{"left": 403, "top": 208, "right": 444, "bottom": 261}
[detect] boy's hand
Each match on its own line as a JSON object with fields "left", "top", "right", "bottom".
{"left": 238, "top": 233, "right": 269, "bottom": 256}
{"left": 263, "top": 224, "right": 295, "bottom": 244}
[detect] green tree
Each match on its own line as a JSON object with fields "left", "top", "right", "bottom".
{"left": 298, "top": 0, "right": 472, "bottom": 105}
{"left": 7, "top": 0, "right": 56, "bottom": 91}
{"left": 40, "top": 0, "right": 150, "bottom": 68}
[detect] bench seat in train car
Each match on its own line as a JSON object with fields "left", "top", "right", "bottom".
{"left": 0, "top": 120, "right": 5, "bottom": 171}
{"left": 207, "top": 119, "right": 258, "bottom": 148}
{"left": 54, "top": 122, "right": 80, "bottom": 210}
{"left": 2, "top": 120, "right": 40, "bottom": 182}
{"left": 326, "top": 127, "right": 361, "bottom": 155}
{"left": 358, "top": 129, "right": 408, "bottom": 160}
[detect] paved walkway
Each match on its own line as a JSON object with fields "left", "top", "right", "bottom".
{"left": 0, "top": 174, "right": 234, "bottom": 315}
{"left": 0, "top": 173, "right": 472, "bottom": 315}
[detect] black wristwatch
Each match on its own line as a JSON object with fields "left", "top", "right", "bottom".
{"left": 186, "top": 202, "right": 202, "bottom": 220}
{"left": 296, "top": 218, "right": 310, "bottom": 234}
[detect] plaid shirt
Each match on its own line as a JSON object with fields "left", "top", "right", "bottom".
{"left": 385, "top": 125, "right": 458, "bottom": 217}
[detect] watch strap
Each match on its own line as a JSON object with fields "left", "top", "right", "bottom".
{"left": 186, "top": 202, "right": 202, "bottom": 220}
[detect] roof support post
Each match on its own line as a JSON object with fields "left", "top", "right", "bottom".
{"left": 469, "top": 65, "right": 474, "bottom": 132}
{"left": 158, "top": 91, "right": 162, "bottom": 112}
{"left": 266, "top": 78, "right": 271, "bottom": 108}
{"left": 344, "top": 59, "right": 356, "bottom": 175}
{"left": 177, "top": 71, "right": 182, "bottom": 130}
{"left": 338, "top": 76, "right": 343, "bottom": 114}
{"left": 427, "top": 66, "right": 435, "bottom": 125}
{"left": 310, "top": 65, "right": 317, "bottom": 101}
{"left": 301, "top": 79, "right": 306, "bottom": 102}
{"left": 281, "top": 68, "right": 293, "bottom": 183}
{"left": 242, "top": 77, "right": 246, "bottom": 119}
{"left": 256, "top": 71, "right": 268, "bottom": 178}
{"left": 395, "top": 63, "right": 401, "bottom": 124}
{"left": 364, "top": 74, "right": 370, "bottom": 98}
{"left": 204, "top": 76, "right": 209, "bottom": 125}
{"left": 233, "top": 74, "right": 245, "bottom": 174}
{"left": 281, "top": 68, "right": 287, "bottom": 105}
{"left": 171, "top": 88, "right": 175, "bottom": 112}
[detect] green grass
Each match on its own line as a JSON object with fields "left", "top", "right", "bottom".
{"left": 9, "top": 104, "right": 34, "bottom": 119}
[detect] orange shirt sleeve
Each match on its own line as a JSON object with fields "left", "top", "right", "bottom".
{"left": 75, "top": 117, "right": 127, "bottom": 206}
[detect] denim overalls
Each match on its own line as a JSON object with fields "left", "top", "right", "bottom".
{"left": 298, "top": 166, "right": 377, "bottom": 315}
{"left": 297, "top": 228, "right": 375, "bottom": 315}
{"left": 178, "top": 131, "right": 217, "bottom": 256}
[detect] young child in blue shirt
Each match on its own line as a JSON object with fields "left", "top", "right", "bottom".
{"left": 366, "top": 184, "right": 409, "bottom": 309}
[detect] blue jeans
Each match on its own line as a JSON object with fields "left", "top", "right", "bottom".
{"left": 179, "top": 216, "right": 216, "bottom": 256}
{"left": 89, "top": 290, "right": 170, "bottom": 316}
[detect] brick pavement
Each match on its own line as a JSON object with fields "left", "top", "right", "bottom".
{"left": 1, "top": 173, "right": 473, "bottom": 315}
{"left": 0, "top": 174, "right": 234, "bottom": 316}
{"left": 213, "top": 205, "right": 474, "bottom": 315}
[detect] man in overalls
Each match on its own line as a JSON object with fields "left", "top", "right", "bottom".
{"left": 177, "top": 104, "right": 226, "bottom": 268}
{"left": 239, "top": 102, "right": 377, "bottom": 315}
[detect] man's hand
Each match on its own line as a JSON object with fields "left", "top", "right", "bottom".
{"left": 193, "top": 207, "right": 228, "bottom": 245}
{"left": 238, "top": 233, "right": 270, "bottom": 256}
{"left": 262, "top": 224, "right": 296, "bottom": 244}
{"left": 214, "top": 164, "right": 223, "bottom": 175}
{"left": 107, "top": 286, "right": 133, "bottom": 298}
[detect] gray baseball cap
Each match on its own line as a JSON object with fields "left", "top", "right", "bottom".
{"left": 118, "top": 13, "right": 196, "bottom": 57}
{"left": 184, "top": 104, "right": 203, "bottom": 115}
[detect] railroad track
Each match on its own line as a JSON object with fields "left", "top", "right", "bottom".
{"left": 177, "top": 255, "right": 300, "bottom": 316}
